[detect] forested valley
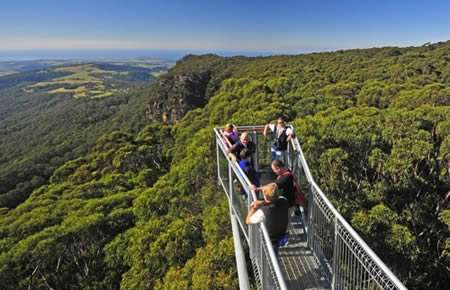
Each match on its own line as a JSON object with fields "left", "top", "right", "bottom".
{"left": 0, "top": 62, "right": 163, "bottom": 209}
{"left": 0, "top": 41, "right": 449, "bottom": 289}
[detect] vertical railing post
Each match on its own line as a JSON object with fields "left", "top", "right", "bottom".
{"left": 287, "top": 141, "right": 291, "bottom": 169}
{"left": 259, "top": 229, "right": 264, "bottom": 289}
{"left": 231, "top": 215, "right": 251, "bottom": 290}
{"left": 216, "top": 138, "right": 220, "bottom": 186}
{"left": 229, "top": 162, "right": 233, "bottom": 206}
{"left": 332, "top": 216, "right": 339, "bottom": 290}
{"left": 253, "top": 131, "right": 259, "bottom": 171}
{"left": 247, "top": 190, "right": 251, "bottom": 239}
{"left": 307, "top": 184, "right": 314, "bottom": 249}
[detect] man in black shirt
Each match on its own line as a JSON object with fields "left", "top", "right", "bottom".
{"left": 246, "top": 183, "right": 289, "bottom": 251}
{"left": 272, "top": 160, "right": 295, "bottom": 206}
{"left": 251, "top": 160, "right": 295, "bottom": 206}
{"left": 250, "top": 160, "right": 300, "bottom": 215}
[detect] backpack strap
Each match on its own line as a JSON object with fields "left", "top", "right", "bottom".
{"left": 278, "top": 170, "right": 296, "bottom": 188}
{"left": 277, "top": 169, "right": 293, "bottom": 179}
{"left": 274, "top": 125, "right": 287, "bottom": 139}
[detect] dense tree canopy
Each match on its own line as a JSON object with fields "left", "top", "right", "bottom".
{"left": 0, "top": 41, "right": 449, "bottom": 289}
{"left": 0, "top": 63, "right": 158, "bottom": 209}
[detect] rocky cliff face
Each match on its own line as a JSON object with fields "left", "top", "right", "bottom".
{"left": 145, "top": 71, "right": 211, "bottom": 123}
{"left": 145, "top": 55, "right": 226, "bottom": 123}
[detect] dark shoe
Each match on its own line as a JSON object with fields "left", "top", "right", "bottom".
{"left": 294, "top": 206, "right": 302, "bottom": 216}
{"left": 277, "top": 234, "right": 289, "bottom": 247}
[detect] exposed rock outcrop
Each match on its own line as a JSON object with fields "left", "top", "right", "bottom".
{"left": 145, "top": 55, "right": 226, "bottom": 123}
{"left": 145, "top": 71, "right": 212, "bottom": 123}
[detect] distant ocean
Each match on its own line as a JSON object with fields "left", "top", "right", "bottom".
{"left": 0, "top": 49, "right": 308, "bottom": 62}
{"left": 0, "top": 50, "right": 188, "bottom": 61}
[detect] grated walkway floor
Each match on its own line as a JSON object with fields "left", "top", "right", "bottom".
{"left": 278, "top": 213, "right": 330, "bottom": 290}
{"left": 259, "top": 169, "right": 330, "bottom": 290}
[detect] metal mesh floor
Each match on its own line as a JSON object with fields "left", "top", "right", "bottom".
{"left": 278, "top": 213, "right": 330, "bottom": 290}
{"left": 259, "top": 170, "right": 330, "bottom": 290}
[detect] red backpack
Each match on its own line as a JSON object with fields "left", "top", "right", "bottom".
{"left": 278, "top": 170, "right": 307, "bottom": 207}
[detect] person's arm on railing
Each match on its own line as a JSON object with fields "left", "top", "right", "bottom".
{"left": 263, "top": 124, "right": 270, "bottom": 138}
{"left": 290, "top": 139, "right": 297, "bottom": 152}
{"left": 286, "top": 125, "right": 294, "bottom": 142}
{"left": 220, "top": 129, "right": 233, "bottom": 148}
{"left": 227, "top": 142, "right": 239, "bottom": 162}
{"left": 228, "top": 153, "right": 237, "bottom": 162}
{"left": 245, "top": 201, "right": 265, "bottom": 224}
{"left": 250, "top": 184, "right": 260, "bottom": 192}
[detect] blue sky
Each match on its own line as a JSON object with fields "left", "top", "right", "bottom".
{"left": 1, "top": 0, "right": 449, "bottom": 52}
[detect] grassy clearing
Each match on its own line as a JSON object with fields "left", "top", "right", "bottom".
{"left": 151, "top": 72, "right": 164, "bottom": 78}
{"left": 26, "top": 64, "right": 119, "bottom": 99}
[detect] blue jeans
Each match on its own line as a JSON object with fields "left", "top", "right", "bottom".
{"left": 271, "top": 146, "right": 287, "bottom": 164}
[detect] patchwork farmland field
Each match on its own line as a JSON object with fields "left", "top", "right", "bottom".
{"left": 23, "top": 62, "right": 168, "bottom": 98}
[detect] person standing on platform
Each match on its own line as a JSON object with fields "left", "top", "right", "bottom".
{"left": 263, "top": 117, "right": 294, "bottom": 164}
{"left": 252, "top": 160, "right": 295, "bottom": 206}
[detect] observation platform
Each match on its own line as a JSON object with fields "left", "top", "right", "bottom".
{"left": 214, "top": 125, "right": 407, "bottom": 290}
{"left": 259, "top": 170, "right": 329, "bottom": 290}
{"left": 280, "top": 213, "right": 328, "bottom": 290}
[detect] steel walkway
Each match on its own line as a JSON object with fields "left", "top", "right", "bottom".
{"left": 257, "top": 171, "right": 329, "bottom": 290}
{"left": 280, "top": 212, "right": 329, "bottom": 290}
{"left": 214, "top": 125, "right": 407, "bottom": 290}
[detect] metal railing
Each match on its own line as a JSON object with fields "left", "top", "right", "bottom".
{"left": 215, "top": 125, "right": 407, "bottom": 290}
{"left": 288, "top": 134, "right": 407, "bottom": 290}
{"left": 215, "top": 127, "right": 288, "bottom": 290}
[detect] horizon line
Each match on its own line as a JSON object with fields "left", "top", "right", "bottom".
{"left": 1, "top": 40, "right": 448, "bottom": 62}
{"left": 1, "top": 40, "right": 446, "bottom": 53}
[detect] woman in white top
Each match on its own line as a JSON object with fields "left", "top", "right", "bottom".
{"left": 263, "top": 117, "right": 294, "bottom": 163}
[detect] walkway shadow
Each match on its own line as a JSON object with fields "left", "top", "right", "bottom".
{"left": 278, "top": 209, "right": 331, "bottom": 290}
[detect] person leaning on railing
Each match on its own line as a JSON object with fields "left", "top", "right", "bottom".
{"left": 227, "top": 132, "right": 255, "bottom": 163}
{"left": 220, "top": 123, "right": 239, "bottom": 148}
{"left": 246, "top": 183, "right": 289, "bottom": 254}
{"left": 252, "top": 160, "right": 302, "bottom": 216}
{"left": 228, "top": 132, "right": 259, "bottom": 199}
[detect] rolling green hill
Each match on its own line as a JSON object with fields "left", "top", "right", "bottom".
{"left": 0, "top": 41, "right": 449, "bottom": 289}
{"left": 0, "top": 61, "right": 170, "bottom": 209}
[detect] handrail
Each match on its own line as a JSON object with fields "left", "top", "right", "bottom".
{"left": 291, "top": 138, "right": 407, "bottom": 290}
{"left": 231, "top": 214, "right": 251, "bottom": 290}
{"left": 215, "top": 130, "right": 251, "bottom": 242}
{"left": 260, "top": 224, "right": 288, "bottom": 289}
{"left": 214, "top": 127, "right": 288, "bottom": 290}
{"left": 232, "top": 125, "right": 266, "bottom": 132}
{"left": 215, "top": 124, "right": 407, "bottom": 290}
